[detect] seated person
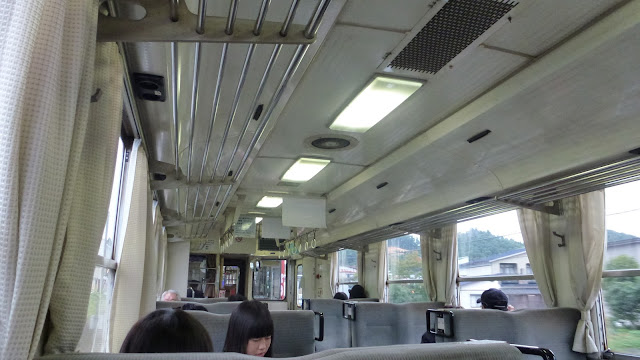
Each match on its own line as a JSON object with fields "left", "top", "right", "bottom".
{"left": 477, "top": 288, "right": 510, "bottom": 311}
{"left": 224, "top": 300, "right": 273, "bottom": 357}
{"left": 120, "top": 308, "right": 213, "bottom": 353}
{"left": 333, "top": 292, "right": 348, "bottom": 300}
{"left": 181, "top": 303, "right": 208, "bottom": 312}
{"left": 161, "top": 289, "right": 180, "bottom": 302}
{"left": 348, "top": 284, "right": 366, "bottom": 299}
{"left": 228, "top": 293, "right": 247, "bottom": 302}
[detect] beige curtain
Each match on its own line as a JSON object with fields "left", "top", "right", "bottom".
{"left": 109, "top": 140, "right": 153, "bottom": 351}
{"left": 329, "top": 252, "right": 339, "bottom": 296}
{"left": 0, "top": 2, "right": 121, "bottom": 358}
{"left": 155, "top": 208, "right": 168, "bottom": 300}
{"left": 421, "top": 225, "right": 458, "bottom": 306}
{"left": 377, "top": 242, "right": 387, "bottom": 301}
{"left": 563, "top": 191, "right": 605, "bottom": 353}
{"left": 517, "top": 209, "right": 557, "bottom": 307}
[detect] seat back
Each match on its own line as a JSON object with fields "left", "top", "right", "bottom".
{"left": 306, "top": 299, "right": 351, "bottom": 351}
{"left": 156, "top": 300, "right": 197, "bottom": 309}
{"left": 189, "top": 310, "right": 315, "bottom": 357}
{"left": 350, "top": 302, "right": 444, "bottom": 347}
{"left": 181, "top": 297, "right": 228, "bottom": 303}
{"left": 37, "top": 341, "right": 524, "bottom": 359}
{"left": 435, "top": 308, "right": 584, "bottom": 360}
{"left": 203, "top": 302, "right": 241, "bottom": 314}
{"left": 270, "top": 310, "right": 316, "bottom": 357}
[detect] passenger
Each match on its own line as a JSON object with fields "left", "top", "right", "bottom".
{"left": 333, "top": 292, "right": 348, "bottom": 300}
{"left": 187, "top": 283, "right": 205, "bottom": 298}
{"left": 223, "top": 300, "right": 273, "bottom": 357}
{"left": 348, "top": 284, "right": 366, "bottom": 299}
{"left": 228, "top": 293, "right": 247, "bottom": 301}
{"left": 181, "top": 303, "right": 208, "bottom": 312}
{"left": 120, "top": 308, "right": 213, "bottom": 353}
{"left": 477, "top": 288, "right": 510, "bottom": 311}
{"left": 161, "top": 289, "right": 181, "bottom": 301}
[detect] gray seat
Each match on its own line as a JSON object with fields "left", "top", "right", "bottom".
{"left": 435, "top": 308, "right": 584, "bottom": 360}
{"left": 305, "top": 299, "right": 352, "bottom": 351}
{"left": 181, "top": 297, "right": 228, "bottom": 304}
{"left": 189, "top": 310, "right": 316, "bottom": 357}
{"left": 37, "top": 341, "right": 524, "bottom": 359}
{"left": 156, "top": 300, "right": 201, "bottom": 309}
{"left": 203, "top": 301, "right": 241, "bottom": 314}
{"left": 349, "top": 302, "right": 445, "bottom": 347}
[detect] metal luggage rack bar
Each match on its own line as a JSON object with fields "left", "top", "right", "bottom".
{"left": 98, "top": 0, "right": 319, "bottom": 44}
{"left": 104, "top": 0, "right": 336, "bottom": 238}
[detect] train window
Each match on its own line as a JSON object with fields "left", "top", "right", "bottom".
{"left": 457, "top": 210, "right": 546, "bottom": 310}
{"left": 386, "top": 234, "right": 427, "bottom": 303}
{"left": 337, "top": 249, "right": 358, "bottom": 293}
{"left": 602, "top": 181, "right": 640, "bottom": 356}
{"left": 296, "top": 264, "right": 303, "bottom": 308}
{"left": 253, "top": 260, "right": 287, "bottom": 301}
{"left": 77, "top": 138, "right": 125, "bottom": 352}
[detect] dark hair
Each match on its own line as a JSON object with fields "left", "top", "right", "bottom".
{"left": 120, "top": 309, "right": 213, "bottom": 353}
{"left": 181, "top": 303, "right": 208, "bottom": 312}
{"left": 228, "top": 293, "right": 247, "bottom": 302}
{"left": 349, "top": 285, "right": 366, "bottom": 299}
{"left": 333, "top": 292, "right": 348, "bottom": 300}
{"left": 223, "top": 300, "right": 274, "bottom": 357}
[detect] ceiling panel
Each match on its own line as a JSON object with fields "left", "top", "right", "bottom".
{"left": 324, "top": 14, "right": 640, "bottom": 232}
{"left": 256, "top": 24, "right": 405, "bottom": 164}
{"left": 337, "top": 0, "right": 433, "bottom": 32}
{"left": 485, "top": 0, "right": 625, "bottom": 56}
{"left": 239, "top": 156, "right": 364, "bottom": 195}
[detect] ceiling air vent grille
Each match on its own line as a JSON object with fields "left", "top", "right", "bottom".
{"left": 390, "top": 0, "right": 517, "bottom": 74}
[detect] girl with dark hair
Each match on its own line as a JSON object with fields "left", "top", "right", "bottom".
{"left": 120, "top": 308, "right": 213, "bottom": 353}
{"left": 223, "top": 300, "right": 274, "bottom": 357}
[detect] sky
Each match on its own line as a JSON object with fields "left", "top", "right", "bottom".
{"left": 456, "top": 179, "right": 640, "bottom": 242}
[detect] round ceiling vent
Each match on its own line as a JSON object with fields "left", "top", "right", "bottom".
{"left": 305, "top": 134, "right": 359, "bottom": 151}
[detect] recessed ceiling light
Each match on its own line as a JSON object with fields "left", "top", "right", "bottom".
{"left": 255, "top": 217, "right": 263, "bottom": 224}
{"left": 281, "top": 158, "right": 330, "bottom": 182}
{"left": 257, "top": 196, "right": 283, "bottom": 208}
{"left": 248, "top": 211, "right": 266, "bottom": 215}
{"left": 330, "top": 76, "right": 423, "bottom": 132}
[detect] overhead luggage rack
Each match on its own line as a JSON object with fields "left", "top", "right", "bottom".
{"left": 100, "top": 0, "right": 342, "bottom": 241}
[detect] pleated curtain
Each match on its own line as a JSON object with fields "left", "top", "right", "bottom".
{"left": 109, "top": 140, "right": 154, "bottom": 351}
{"left": 0, "top": 1, "right": 121, "bottom": 359}
{"left": 563, "top": 191, "right": 606, "bottom": 353}
{"left": 421, "top": 225, "right": 458, "bottom": 306}
{"left": 517, "top": 209, "right": 558, "bottom": 307}
{"left": 377, "top": 241, "right": 387, "bottom": 301}
{"left": 155, "top": 206, "right": 168, "bottom": 300}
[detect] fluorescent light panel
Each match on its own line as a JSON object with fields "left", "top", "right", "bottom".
{"left": 330, "top": 76, "right": 422, "bottom": 132}
{"left": 255, "top": 217, "right": 263, "bottom": 224}
{"left": 281, "top": 158, "right": 330, "bottom": 182}
{"left": 256, "top": 196, "right": 283, "bottom": 208}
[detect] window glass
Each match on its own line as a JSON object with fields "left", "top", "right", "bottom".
{"left": 338, "top": 249, "right": 358, "bottom": 284}
{"left": 457, "top": 210, "right": 545, "bottom": 310}
{"left": 296, "top": 264, "right": 303, "bottom": 307}
{"left": 252, "top": 260, "right": 287, "bottom": 301}
{"left": 76, "top": 266, "right": 114, "bottom": 352}
{"left": 387, "top": 234, "right": 422, "bottom": 281}
{"left": 388, "top": 283, "right": 428, "bottom": 304}
{"left": 98, "top": 139, "right": 124, "bottom": 259}
{"left": 603, "top": 181, "right": 640, "bottom": 355}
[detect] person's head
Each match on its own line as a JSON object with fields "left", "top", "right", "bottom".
{"left": 333, "top": 292, "right": 348, "bottom": 300}
{"left": 120, "top": 309, "right": 213, "bottom": 353}
{"left": 161, "top": 290, "right": 180, "bottom": 301}
{"left": 348, "top": 285, "right": 366, "bottom": 299}
{"left": 228, "top": 293, "right": 247, "bottom": 302}
{"left": 477, "top": 288, "right": 509, "bottom": 311}
{"left": 181, "top": 303, "right": 208, "bottom": 312}
{"left": 223, "top": 300, "right": 273, "bottom": 357}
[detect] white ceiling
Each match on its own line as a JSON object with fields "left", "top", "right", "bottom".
{"left": 120, "top": 0, "right": 640, "bottom": 244}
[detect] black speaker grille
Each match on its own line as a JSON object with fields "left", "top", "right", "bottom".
{"left": 390, "top": 0, "right": 517, "bottom": 74}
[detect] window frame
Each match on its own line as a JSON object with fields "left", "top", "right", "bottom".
{"left": 251, "top": 259, "right": 288, "bottom": 301}
{"left": 385, "top": 233, "right": 425, "bottom": 303}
